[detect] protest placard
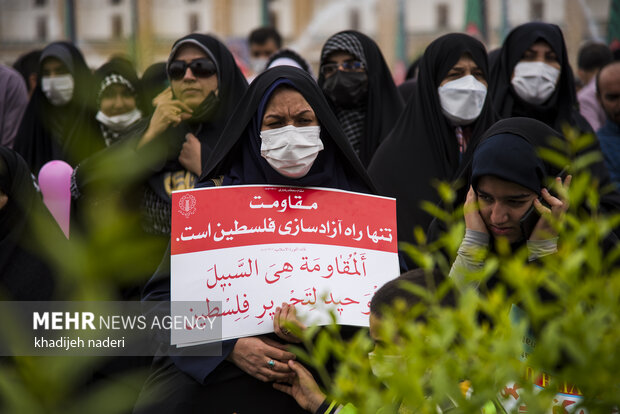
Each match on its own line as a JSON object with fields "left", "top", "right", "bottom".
{"left": 170, "top": 185, "right": 399, "bottom": 346}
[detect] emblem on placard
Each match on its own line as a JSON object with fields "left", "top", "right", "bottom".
{"left": 178, "top": 194, "right": 197, "bottom": 218}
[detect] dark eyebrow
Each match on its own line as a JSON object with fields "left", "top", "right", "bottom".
{"left": 263, "top": 114, "right": 284, "bottom": 120}
{"left": 293, "top": 110, "right": 312, "bottom": 117}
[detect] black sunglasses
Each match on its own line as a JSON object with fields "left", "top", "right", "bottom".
{"left": 168, "top": 58, "right": 217, "bottom": 80}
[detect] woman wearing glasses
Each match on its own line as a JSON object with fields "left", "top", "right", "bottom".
{"left": 71, "top": 34, "right": 247, "bottom": 260}
{"left": 318, "top": 31, "right": 404, "bottom": 167}
{"left": 132, "top": 33, "right": 248, "bottom": 235}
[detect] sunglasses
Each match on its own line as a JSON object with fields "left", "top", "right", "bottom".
{"left": 320, "top": 60, "right": 365, "bottom": 77}
{"left": 168, "top": 58, "right": 217, "bottom": 80}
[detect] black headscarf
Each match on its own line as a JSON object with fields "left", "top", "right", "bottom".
{"left": 140, "top": 61, "right": 169, "bottom": 116}
{"left": 489, "top": 22, "right": 592, "bottom": 132}
{"left": 13, "top": 42, "right": 102, "bottom": 175}
{"left": 473, "top": 117, "right": 620, "bottom": 213}
{"left": 428, "top": 117, "right": 620, "bottom": 250}
{"left": 436, "top": 118, "right": 620, "bottom": 243}
{"left": 471, "top": 133, "right": 547, "bottom": 196}
{"left": 143, "top": 34, "right": 248, "bottom": 210}
{"left": 317, "top": 30, "right": 404, "bottom": 167}
{"left": 201, "top": 65, "right": 375, "bottom": 194}
{"left": 94, "top": 56, "right": 142, "bottom": 109}
{"left": 0, "top": 147, "right": 57, "bottom": 300}
{"left": 138, "top": 67, "right": 374, "bottom": 413}
{"left": 158, "top": 33, "right": 249, "bottom": 167}
{"left": 368, "top": 33, "right": 497, "bottom": 245}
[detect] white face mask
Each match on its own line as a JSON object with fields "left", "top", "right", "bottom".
{"left": 260, "top": 125, "right": 323, "bottom": 178}
{"left": 41, "top": 74, "right": 74, "bottom": 106}
{"left": 511, "top": 61, "right": 561, "bottom": 105}
{"left": 437, "top": 75, "right": 488, "bottom": 126}
{"left": 250, "top": 57, "right": 268, "bottom": 74}
{"left": 96, "top": 108, "right": 142, "bottom": 132}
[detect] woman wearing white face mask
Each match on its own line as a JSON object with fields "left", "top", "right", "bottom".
{"left": 369, "top": 33, "right": 497, "bottom": 253}
{"left": 135, "top": 66, "right": 376, "bottom": 414}
{"left": 490, "top": 22, "right": 593, "bottom": 133}
{"left": 201, "top": 66, "right": 375, "bottom": 191}
{"left": 13, "top": 42, "right": 102, "bottom": 175}
{"left": 68, "top": 57, "right": 149, "bottom": 211}
{"left": 93, "top": 57, "right": 144, "bottom": 147}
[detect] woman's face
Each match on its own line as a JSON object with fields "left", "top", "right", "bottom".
{"left": 261, "top": 88, "right": 319, "bottom": 131}
{"left": 440, "top": 54, "right": 487, "bottom": 87}
{"left": 170, "top": 44, "right": 218, "bottom": 110}
{"left": 476, "top": 175, "right": 537, "bottom": 243}
{"left": 514, "top": 40, "right": 561, "bottom": 75}
{"left": 41, "top": 57, "right": 69, "bottom": 77}
{"left": 320, "top": 51, "right": 366, "bottom": 79}
{"left": 99, "top": 84, "right": 136, "bottom": 116}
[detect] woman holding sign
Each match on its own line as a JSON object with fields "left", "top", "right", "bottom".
{"left": 136, "top": 66, "right": 377, "bottom": 413}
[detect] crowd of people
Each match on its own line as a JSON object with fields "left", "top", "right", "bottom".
{"left": 1, "top": 21, "right": 619, "bottom": 413}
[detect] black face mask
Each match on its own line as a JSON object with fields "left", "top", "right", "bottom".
{"left": 190, "top": 90, "right": 220, "bottom": 124}
{"left": 322, "top": 71, "right": 368, "bottom": 109}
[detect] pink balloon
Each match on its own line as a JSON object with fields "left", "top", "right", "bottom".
{"left": 38, "top": 160, "right": 73, "bottom": 238}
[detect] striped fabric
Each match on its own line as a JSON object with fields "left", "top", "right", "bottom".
{"left": 336, "top": 108, "right": 365, "bottom": 155}
{"left": 321, "top": 33, "right": 368, "bottom": 157}
{"left": 321, "top": 33, "right": 367, "bottom": 67}
{"left": 97, "top": 73, "right": 135, "bottom": 101}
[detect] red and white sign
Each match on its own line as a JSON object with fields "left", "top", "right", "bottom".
{"left": 170, "top": 185, "right": 399, "bottom": 346}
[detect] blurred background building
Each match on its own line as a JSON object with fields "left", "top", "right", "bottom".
{"left": 0, "top": 0, "right": 617, "bottom": 78}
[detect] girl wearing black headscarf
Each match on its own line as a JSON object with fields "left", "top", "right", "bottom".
{"left": 92, "top": 56, "right": 145, "bottom": 147}
{"left": 135, "top": 66, "right": 375, "bottom": 414}
{"left": 447, "top": 117, "right": 619, "bottom": 285}
{"left": 13, "top": 42, "right": 102, "bottom": 175}
{"left": 368, "top": 33, "right": 497, "bottom": 248}
{"left": 69, "top": 57, "right": 145, "bottom": 199}
{"left": 489, "top": 22, "right": 592, "bottom": 132}
{"left": 318, "top": 30, "right": 404, "bottom": 167}
{"left": 0, "top": 147, "right": 59, "bottom": 300}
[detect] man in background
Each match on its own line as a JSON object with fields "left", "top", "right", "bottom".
{"left": 596, "top": 61, "right": 620, "bottom": 188}
{"left": 577, "top": 42, "right": 613, "bottom": 131}
{"left": 248, "top": 26, "right": 282, "bottom": 80}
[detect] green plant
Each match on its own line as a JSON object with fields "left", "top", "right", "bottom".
{"left": 299, "top": 128, "right": 620, "bottom": 413}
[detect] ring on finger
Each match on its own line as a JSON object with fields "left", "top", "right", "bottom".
{"left": 267, "top": 359, "right": 276, "bottom": 369}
